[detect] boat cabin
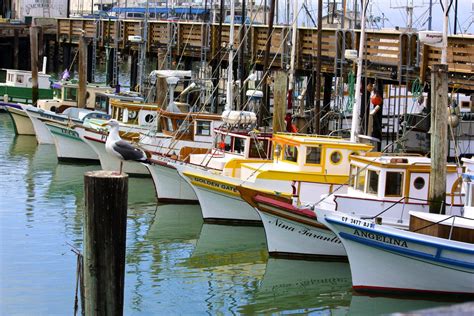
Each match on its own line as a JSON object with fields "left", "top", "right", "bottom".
{"left": 158, "top": 110, "right": 224, "bottom": 142}
{"left": 1, "top": 69, "right": 51, "bottom": 89}
{"left": 37, "top": 82, "right": 114, "bottom": 112}
{"left": 189, "top": 127, "right": 273, "bottom": 170}
{"left": 224, "top": 133, "right": 373, "bottom": 182}
{"left": 346, "top": 154, "right": 464, "bottom": 206}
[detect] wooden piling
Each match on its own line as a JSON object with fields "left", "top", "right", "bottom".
{"left": 272, "top": 71, "right": 287, "bottom": 133}
{"left": 429, "top": 64, "right": 448, "bottom": 214}
{"left": 30, "top": 25, "right": 39, "bottom": 105}
{"left": 78, "top": 35, "right": 87, "bottom": 108}
{"left": 84, "top": 170, "right": 128, "bottom": 316}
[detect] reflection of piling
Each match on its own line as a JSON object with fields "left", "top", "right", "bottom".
{"left": 84, "top": 171, "right": 128, "bottom": 315}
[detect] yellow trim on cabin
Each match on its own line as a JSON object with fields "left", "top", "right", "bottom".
{"left": 255, "top": 170, "right": 348, "bottom": 184}
{"left": 223, "top": 158, "right": 271, "bottom": 170}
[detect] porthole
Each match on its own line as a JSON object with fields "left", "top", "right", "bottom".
{"left": 144, "top": 114, "right": 155, "bottom": 123}
{"left": 413, "top": 177, "right": 425, "bottom": 190}
{"left": 330, "top": 151, "right": 342, "bottom": 164}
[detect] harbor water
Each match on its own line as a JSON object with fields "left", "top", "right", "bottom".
{"left": 0, "top": 113, "right": 463, "bottom": 314}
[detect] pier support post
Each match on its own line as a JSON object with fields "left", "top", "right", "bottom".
{"left": 272, "top": 70, "right": 287, "bottom": 133}
{"left": 130, "top": 50, "right": 138, "bottom": 91}
{"left": 29, "top": 25, "right": 39, "bottom": 105}
{"left": 429, "top": 64, "right": 448, "bottom": 214}
{"left": 84, "top": 171, "right": 128, "bottom": 316}
{"left": 78, "top": 35, "right": 87, "bottom": 108}
{"left": 87, "top": 42, "right": 93, "bottom": 83}
{"left": 13, "top": 29, "right": 19, "bottom": 69}
{"left": 106, "top": 47, "right": 115, "bottom": 86}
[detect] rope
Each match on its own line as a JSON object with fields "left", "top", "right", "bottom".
{"left": 411, "top": 77, "right": 422, "bottom": 101}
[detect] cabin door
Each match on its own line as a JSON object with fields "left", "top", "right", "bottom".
{"left": 408, "top": 172, "right": 429, "bottom": 204}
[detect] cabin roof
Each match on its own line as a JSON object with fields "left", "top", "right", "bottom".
{"left": 350, "top": 154, "right": 459, "bottom": 171}
{"left": 273, "top": 133, "right": 373, "bottom": 150}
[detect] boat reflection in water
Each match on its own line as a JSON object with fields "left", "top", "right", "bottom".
{"left": 188, "top": 223, "right": 268, "bottom": 269}
{"left": 241, "top": 259, "right": 352, "bottom": 314}
{"left": 349, "top": 295, "right": 455, "bottom": 314}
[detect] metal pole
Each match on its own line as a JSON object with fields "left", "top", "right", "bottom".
{"left": 314, "top": 0, "right": 323, "bottom": 133}
{"left": 350, "top": 0, "right": 368, "bottom": 142}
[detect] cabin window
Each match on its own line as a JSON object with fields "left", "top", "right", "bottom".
{"left": 16, "top": 75, "right": 24, "bottom": 83}
{"left": 64, "top": 87, "right": 77, "bottom": 101}
{"left": 233, "top": 137, "right": 245, "bottom": 154}
{"left": 222, "top": 135, "right": 232, "bottom": 151}
{"left": 468, "top": 183, "right": 474, "bottom": 207}
{"left": 306, "top": 146, "right": 321, "bottom": 164}
{"left": 95, "top": 95, "right": 109, "bottom": 112}
{"left": 413, "top": 177, "right": 425, "bottom": 190}
{"left": 385, "top": 172, "right": 403, "bottom": 196}
{"left": 196, "top": 120, "right": 211, "bottom": 136}
{"left": 284, "top": 145, "right": 298, "bottom": 162}
{"left": 7, "top": 73, "right": 14, "bottom": 82}
{"left": 330, "top": 151, "right": 342, "bottom": 164}
{"left": 356, "top": 167, "right": 366, "bottom": 191}
{"left": 249, "top": 139, "right": 268, "bottom": 158}
{"left": 367, "top": 170, "right": 379, "bottom": 194}
{"left": 349, "top": 165, "right": 357, "bottom": 187}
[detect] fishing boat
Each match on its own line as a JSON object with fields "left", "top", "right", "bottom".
{"left": 314, "top": 156, "right": 474, "bottom": 295}
{"left": 144, "top": 112, "right": 272, "bottom": 203}
{"left": 38, "top": 109, "right": 110, "bottom": 162}
{"left": 0, "top": 68, "right": 53, "bottom": 104}
{"left": 237, "top": 154, "right": 465, "bottom": 258}
{"left": 179, "top": 133, "right": 372, "bottom": 224}
{"left": 316, "top": 205, "right": 473, "bottom": 295}
{"left": 5, "top": 81, "right": 115, "bottom": 139}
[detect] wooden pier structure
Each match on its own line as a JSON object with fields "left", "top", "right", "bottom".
{"left": 1, "top": 18, "right": 473, "bottom": 93}
{"left": 51, "top": 18, "right": 474, "bottom": 93}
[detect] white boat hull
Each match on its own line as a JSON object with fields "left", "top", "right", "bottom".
{"left": 24, "top": 107, "right": 54, "bottom": 144}
{"left": 256, "top": 209, "right": 345, "bottom": 258}
{"left": 145, "top": 159, "right": 198, "bottom": 203}
{"left": 45, "top": 121, "right": 99, "bottom": 162}
{"left": 318, "top": 210, "right": 474, "bottom": 295}
{"left": 178, "top": 165, "right": 261, "bottom": 223}
{"left": 6, "top": 105, "right": 35, "bottom": 135}
{"left": 81, "top": 128, "right": 149, "bottom": 175}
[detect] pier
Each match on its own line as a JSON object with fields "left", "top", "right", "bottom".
{"left": 1, "top": 18, "right": 473, "bottom": 93}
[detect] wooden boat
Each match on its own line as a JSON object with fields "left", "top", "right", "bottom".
{"left": 237, "top": 154, "right": 465, "bottom": 258}
{"left": 179, "top": 133, "right": 372, "bottom": 224}
{"left": 39, "top": 109, "right": 110, "bottom": 162}
{"left": 145, "top": 120, "right": 272, "bottom": 203}
{"left": 315, "top": 158, "right": 474, "bottom": 296}
{"left": 0, "top": 68, "right": 53, "bottom": 104}
{"left": 316, "top": 208, "right": 473, "bottom": 295}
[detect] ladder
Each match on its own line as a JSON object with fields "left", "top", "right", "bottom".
{"left": 200, "top": 20, "right": 211, "bottom": 109}
{"left": 112, "top": 21, "right": 120, "bottom": 87}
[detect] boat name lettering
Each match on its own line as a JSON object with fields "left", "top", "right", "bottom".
{"left": 60, "top": 127, "right": 78, "bottom": 138}
{"left": 341, "top": 216, "right": 374, "bottom": 228}
{"left": 193, "top": 177, "right": 237, "bottom": 192}
{"left": 274, "top": 219, "right": 341, "bottom": 243}
{"left": 353, "top": 229, "right": 408, "bottom": 248}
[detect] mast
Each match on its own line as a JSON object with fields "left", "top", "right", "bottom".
{"left": 288, "top": 0, "right": 298, "bottom": 109}
{"left": 314, "top": 0, "right": 322, "bottom": 133}
{"left": 441, "top": 0, "right": 449, "bottom": 64}
{"left": 225, "top": 0, "right": 236, "bottom": 112}
{"left": 350, "top": 0, "right": 368, "bottom": 142}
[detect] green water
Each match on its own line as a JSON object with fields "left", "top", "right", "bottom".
{"left": 0, "top": 113, "right": 460, "bottom": 314}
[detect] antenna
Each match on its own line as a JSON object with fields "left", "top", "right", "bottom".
{"left": 390, "top": 0, "right": 424, "bottom": 31}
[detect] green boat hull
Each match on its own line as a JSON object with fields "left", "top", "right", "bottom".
{"left": 0, "top": 86, "right": 54, "bottom": 104}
